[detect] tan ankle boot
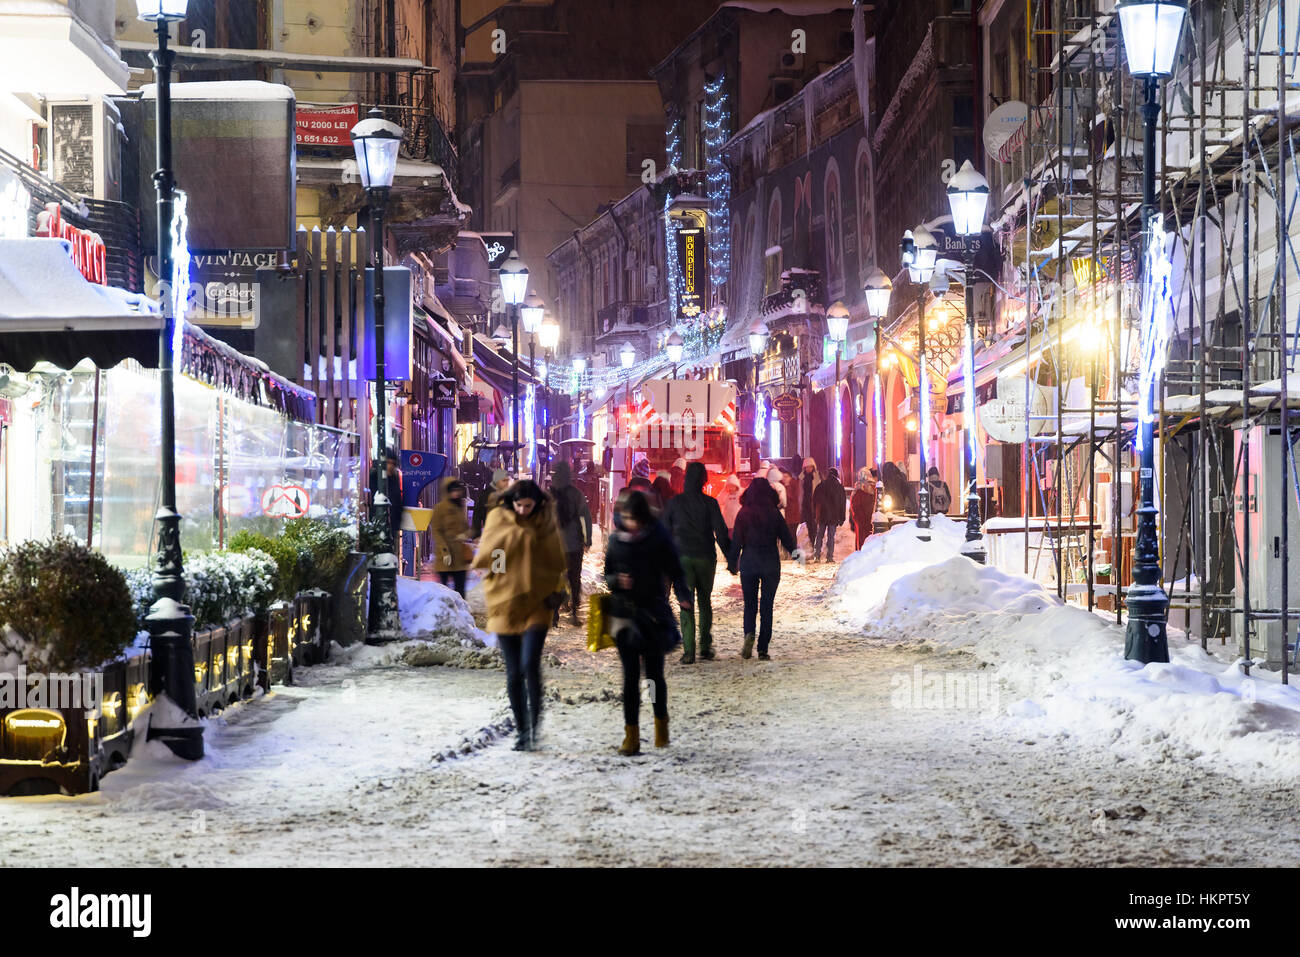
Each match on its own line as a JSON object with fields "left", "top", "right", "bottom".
{"left": 654, "top": 716, "right": 669, "bottom": 748}
{"left": 618, "top": 725, "right": 640, "bottom": 756}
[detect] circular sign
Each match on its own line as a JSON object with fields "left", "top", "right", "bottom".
{"left": 983, "top": 100, "right": 1030, "bottom": 164}
{"left": 261, "top": 483, "right": 311, "bottom": 518}
{"left": 408, "top": 452, "right": 423, "bottom": 467}
{"left": 979, "top": 376, "right": 1049, "bottom": 443}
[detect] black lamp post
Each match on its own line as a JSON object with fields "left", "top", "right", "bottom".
{"left": 947, "top": 159, "right": 991, "bottom": 564}
{"left": 140, "top": 0, "right": 201, "bottom": 761}
{"left": 864, "top": 268, "right": 892, "bottom": 535}
{"left": 1117, "top": 0, "right": 1186, "bottom": 664}
{"left": 350, "top": 108, "right": 404, "bottom": 640}
{"left": 666, "top": 331, "right": 684, "bottom": 379}
{"left": 901, "top": 225, "right": 937, "bottom": 539}
{"left": 498, "top": 251, "right": 529, "bottom": 475}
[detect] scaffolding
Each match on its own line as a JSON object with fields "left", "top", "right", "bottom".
{"left": 1002, "top": 0, "right": 1298, "bottom": 680}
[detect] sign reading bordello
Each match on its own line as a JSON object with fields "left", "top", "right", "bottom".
{"left": 676, "top": 224, "right": 708, "bottom": 321}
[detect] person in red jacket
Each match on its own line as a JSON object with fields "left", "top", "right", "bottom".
{"left": 849, "top": 467, "right": 879, "bottom": 551}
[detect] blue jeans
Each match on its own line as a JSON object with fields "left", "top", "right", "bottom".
{"left": 497, "top": 626, "right": 547, "bottom": 737}
{"left": 741, "top": 571, "right": 779, "bottom": 653}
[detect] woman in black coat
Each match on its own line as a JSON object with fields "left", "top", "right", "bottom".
{"left": 726, "top": 477, "right": 801, "bottom": 660}
{"left": 605, "top": 489, "right": 692, "bottom": 756}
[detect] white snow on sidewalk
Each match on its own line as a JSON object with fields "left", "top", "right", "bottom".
{"left": 396, "top": 576, "right": 493, "bottom": 646}
{"left": 832, "top": 519, "right": 1300, "bottom": 783}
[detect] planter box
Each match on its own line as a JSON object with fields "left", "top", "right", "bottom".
{"left": 331, "top": 552, "right": 370, "bottom": 648}
{"left": 266, "top": 602, "right": 293, "bottom": 686}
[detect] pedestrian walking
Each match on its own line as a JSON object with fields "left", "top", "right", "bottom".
{"left": 718, "top": 473, "right": 743, "bottom": 530}
{"left": 670, "top": 457, "right": 687, "bottom": 495}
{"left": 663, "top": 461, "right": 732, "bottom": 663}
{"left": 471, "top": 468, "right": 510, "bottom": 539}
{"left": 799, "top": 457, "right": 822, "bottom": 558}
{"left": 429, "top": 477, "right": 472, "bottom": 596}
{"left": 849, "top": 468, "right": 879, "bottom": 550}
{"left": 548, "top": 461, "right": 592, "bottom": 627}
{"left": 780, "top": 467, "right": 801, "bottom": 547}
{"left": 765, "top": 466, "right": 787, "bottom": 515}
{"left": 812, "top": 466, "right": 847, "bottom": 562}
{"left": 926, "top": 466, "right": 953, "bottom": 514}
{"left": 470, "top": 480, "right": 567, "bottom": 751}
{"left": 605, "top": 489, "right": 692, "bottom": 755}
{"left": 726, "top": 476, "right": 801, "bottom": 660}
{"left": 371, "top": 449, "right": 404, "bottom": 549}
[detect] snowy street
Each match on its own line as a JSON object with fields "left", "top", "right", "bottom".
{"left": 5, "top": 522, "right": 1299, "bottom": 868}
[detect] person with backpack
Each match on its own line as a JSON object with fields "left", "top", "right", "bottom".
{"left": 926, "top": 466, "right": 953, "bottom": 514}
{"left": 727, "top": 476, "right": 802, "bottom": 660}
{"left": 662, "top": 461, "right": 732, "bottom": 663}
{"left": 811, "top": 466, "right": 847, "bottom": 563}
{"left": 548, "top": 461, "right": 592, "bottom": 627}
{"left": 605, "top": 489, "right": 691, "bottom": 755}
{"left": 429, "top": 477, "right": 472, "bottom": 596}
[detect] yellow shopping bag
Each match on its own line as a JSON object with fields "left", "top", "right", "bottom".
{"left": 586, "top": 593, "right": 615, "bottom": 652}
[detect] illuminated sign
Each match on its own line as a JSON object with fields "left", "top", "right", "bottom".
{"left": 676, "top": 225, "right": 708, "bottom": 320}
{"left": 35, "top": 202, "right": 106, "bottom": 285}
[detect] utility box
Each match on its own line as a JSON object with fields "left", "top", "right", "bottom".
{"left": 1232, "top": 425, "right": 1300, "bottom": 668}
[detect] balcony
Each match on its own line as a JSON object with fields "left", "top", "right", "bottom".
{"left": 596, "top": 301, "right": 654, "bottom": 337}
{"left": 759, "top": 269, "right": 823, "bottom": 329}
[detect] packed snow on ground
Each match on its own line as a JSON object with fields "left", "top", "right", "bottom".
{"left": 832, "top": 521, "right": 1300, "bottom": 782}
{"left": 396, "top": 576, "right": 492, "bottom": 647}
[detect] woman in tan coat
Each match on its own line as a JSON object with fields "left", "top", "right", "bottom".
{"left": 429, "top": 476, "right": 471, "bottom": 596}
{"left": 470, "top": 479, "right": 567, "bottom": 750}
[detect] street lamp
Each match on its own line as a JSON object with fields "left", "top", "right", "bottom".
{"left": 666, "top": 331, "right": 684, "bottom": 378}
{"left": 1117, "top": 0, "right": 1186, "bottom": 665}
{"left": 864, "top": 268, "right": 892, "bottom": 535}
{"left": 520, "top": 291, "right": 544, "bottom": 476}
{"left": 827, "top": 301, "right": 850, "bottom": 475}
{"left": 350, "top": 108, "right": 404, "bottom": 640}
{"left": 901, "top": 225, "right": 937, "bottom": 539}
{"left": 139, "top": 0, "right": 201, "bottom": 760}
{"left": 498, "top": 250, "right": 529, "bottom": 474}
{"left": 947, "top": 159, "right": 990, "bottom": 564}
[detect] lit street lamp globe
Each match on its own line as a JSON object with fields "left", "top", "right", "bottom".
{"left": 907, "top": 225, "right": 938, "bottom": 284}
{"left": 539, "top": 317, "right": 560, "bottom": 352}
{"left": 620, "top": 342, "right": 637, "bottom": 369}
{"left": 826, "top": 301, "right": 850, "bottom": 342}
{"left": 498, "top": 250, "right": 529, "bottom": 306}
{"left": 665, "top": 332, "right": 685, "bottom": 365}
{"left": 136, "top": 0, "right": 188, "bottom": 20}
{"left": 749, "top": 324, "right": 768, "bottom": 356}
{"left": 349, "top": 109, "right": 404, "bottom": 191}
{"left": 521, "top": 291, "right": 545, "bottom": 334}
{"left": 946, "top": 160, "right": 990, "bottom": 237}
{"left": 1116, "top": 0, "right": 1188, "bottom": 77}
{"left": 863, "top": 267, "right": 892, "bottom": 320}
{"left": 572, "top": 355, "right": 588, "bottom": 375}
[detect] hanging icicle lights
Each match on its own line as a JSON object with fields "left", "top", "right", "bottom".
{"left": 524, "top": 383, "right": 536, "bottom": 471}
{"left": 703, "top": 73, "right": 732, "bottom": 289}
{"left": 1136, "top": 217, "right": 1174, "bottom": 454}
{"left": 962, "top": 321, "right": 977, "bottom": 463}
{"left": 663, "top": 114, "right": 685, "bottom": 321}
{"left": 918, "top": 350, "right": 931, "bottom": 465}
{"left": 170, "top": 187, "right": 192, "bottom": 358}
{"left": 873, "top": 372, "right": 884, "bottom": 467}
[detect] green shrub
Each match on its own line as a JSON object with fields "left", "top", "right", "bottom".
{"left": 281, "top": 519, "right": 354, "bottom": 591}
{"left": 0, "top": 537, "right": 136, "bottom": 671}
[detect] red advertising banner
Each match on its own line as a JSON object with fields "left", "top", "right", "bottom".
{"left": 295, "top": 104, "right": 359, "bottom": 147}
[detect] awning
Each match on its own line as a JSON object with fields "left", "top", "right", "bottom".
{"left": 0, "top": 239, "right": 163, "bottom": 371}
{"left": 414, "top": 304, "right": 468, "bottom": 381}
{"left": 472, "top": 333, "right": 538, "bottom": 388}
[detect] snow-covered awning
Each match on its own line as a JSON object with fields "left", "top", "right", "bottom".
{"left": 0, "top": 238, "right": 162, "bottom": 372}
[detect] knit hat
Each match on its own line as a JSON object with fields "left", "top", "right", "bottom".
{"left": 491, "top": 468, "right": 508, "bottom": 484}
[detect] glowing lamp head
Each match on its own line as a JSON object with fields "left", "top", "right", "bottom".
{"left": 520, "top": 291, "right": 545, "bottom": 334}
{"left": 863, "top": 267, "right": 893, "bottom": 320}
{"left": 136, "top": 0, "right": 188, "bottom": 21}
{"left": 826, "top": 301, "right": 850, "bottom": 342}
{"left": 498, "top": 250, "right": 530, "bottom": 306}
{"left": 907, "top": 225, "right": 938, "bottom": 284}
{"left": 1117, "top": 0, "right": 1188, "bottom": 78}
{"left": 620, "top": 342, "right": 636, "bottom": 369}
{"left": 749, "top": 324, "right": 768, "bottom": 356}
{"left": 349, "top": 109, "right": 404, "bottom": 190}
{"left": 946, "top": 160, "right": 990, "bottom": 236}
{"left": 539, "top": 317, "right": 559, "bottom": 352}
{"left": 665, "top": 332, "right": 685, "bottom": 365}
{"left": 928, "top": 271, "right": 950, "bottom": 297}
{"left": 572, "top": 355, "right": 587, "bottom": 375}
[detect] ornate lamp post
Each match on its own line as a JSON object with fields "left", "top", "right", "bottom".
{"left": 900, "top": 224, "right": 937, "bottom": 538}
{"left": 826, "top": 301, "right": 850, "bottom": 475}
{"left": 947, "top": 159, "right": 990, "bottom": 563}
{"left": 498, "top": 250, "right": 529, "bottom": 473}
{"left": 666, "top": 331, "right": 684, "bottom": 378}
{"left": 139, "top": 0, "right": 201, "bottom": 760}
{"left": 864, "top": 268, "right": 892, "bottom": 535}
{"left": 350, "top": 108, "right": 404, "bottom": 640}
{"left": 1116, "top": 0, "right": 1186, "bottom": 664}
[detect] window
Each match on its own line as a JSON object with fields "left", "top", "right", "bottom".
{"left": 953, "top": 95, "right": 974, "bottom": 129}
{"left": 626, "top": 123, "right": 663, "bottom": 176}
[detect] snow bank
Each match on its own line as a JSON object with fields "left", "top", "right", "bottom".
{"left": 396, "top": 576, "right": 489, "bottom": 646}
{"left": 838, "top": 526, "right": 1300, "bottom": 782}
{"left": 828, "top": 514, "right": 966, "bottom": 614}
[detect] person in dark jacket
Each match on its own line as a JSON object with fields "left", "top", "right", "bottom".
{"left": 471, "top": 468, "right": 510, "bottom": 539}
{"left": 662, "top": 461, "right": 732, "bottom": 663}
{"left": 605, "top": 489, "right": 692, "bottom": 756}
{"left": 812, "top": 467, "right": 847, "bottom": 563}
{"left": 880, "top": 461, "right": 913, "bottom": 515}
{"left": 726, "top": 477, "right": 801, "bottom": 660}
{"left": 652, "top": 472, "right": 676, "bottom": 504}
{"left": 548, "top": 461, "right": 592, "bottom": 627}
{"left": 780, "top": 467, "right": 801, "bottom": 547}
{"left": 926, "top": 466, "right": 953, "bottom": 514}
{"left": 370, "top": 449, "right": 404, "bottom": 550}
{"left": 800, "top": 457, "right": 822, "bottom": 550}
{"left": 849, "top": 468, "right": 879, "bottom": 550}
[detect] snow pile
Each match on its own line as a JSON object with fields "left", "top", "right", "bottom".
{"left": 396, "top": 577, "right": 488, "bottom": 645}
{"left": 855, "top": 553, "right": 1300, "bottom": 782}
{"left": 828, "top": 514, "right": 966, "bottom": 614}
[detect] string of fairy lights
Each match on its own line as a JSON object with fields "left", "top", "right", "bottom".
{"left": 703, "top": 73, "right": 732, "bottom": 290}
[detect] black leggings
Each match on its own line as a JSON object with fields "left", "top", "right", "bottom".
{"left": 615, "top": 634, "right": 667, "bottom": 725}
{"left": 497, "top": 626, "right": 547, "bottom": 735}
{"left": 439, "top": 569, "right": 467, "bottom": 597}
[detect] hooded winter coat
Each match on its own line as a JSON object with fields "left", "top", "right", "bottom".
{"left": 549, "top": 461, "right": 592, "bottom": 554}
{"left": 765, "top": 467, "right": 788, "bottom": 514}
{"left": 429, "top": 477, "right": 472, "bottom": 572}
{"left": 813, "top": 468, "right": 847, "bottom": 527}
{"left": 727, "top": 477, "right": 797, "bottom": 576}
{"left": 663, "top": 461, "right": 732, "bottom": 560}
{"left": 800, "top": 458, "right": 822, "bottom": 514}
{"left": 604, "top": 517, "right": 690, "bottom": 653}
{"left": 849, "top": 482, "right": 877, "bottom": 531}
{"left": 471, "top": 493, "right": 567, "bottom": 635}
{"left": 781, "top": 470, "right": 801, "bottom": 528}
{"left": 718, "top": 475, "right": 743, "bottom": 529}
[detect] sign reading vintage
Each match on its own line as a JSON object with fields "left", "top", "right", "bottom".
{"left": 295, "top": 104, "right": 360, "bottom": 147}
